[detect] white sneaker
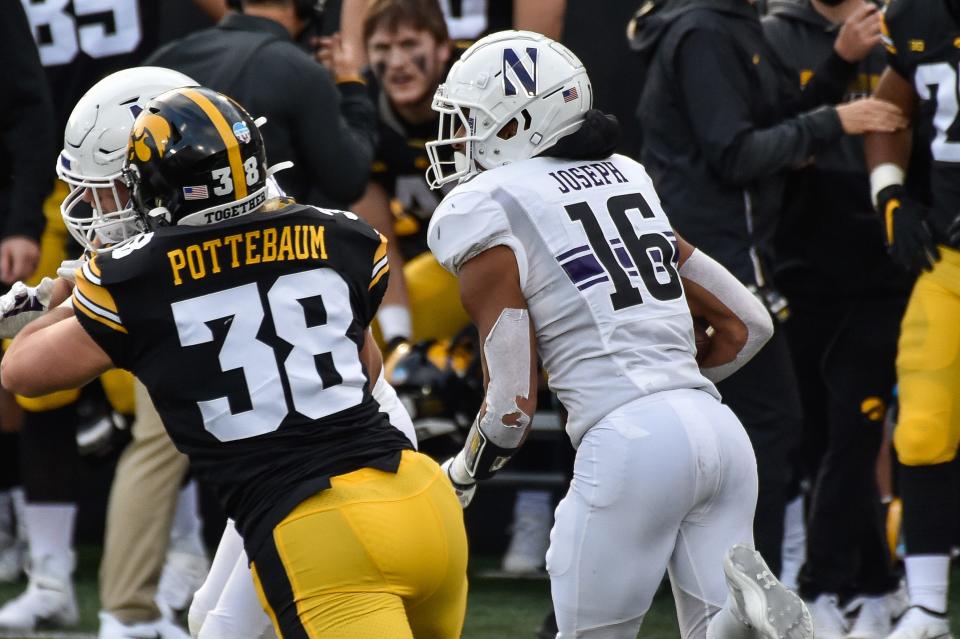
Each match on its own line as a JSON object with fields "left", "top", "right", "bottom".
{"left": 501, "top": 490, "right": 552, "bottom": 575}
{"left": 722, "top": 544, "right": 813, "bottom": 639}
{"left": 780, "top": 494, "right": 806, "bottom": 592}
{"left": 803, "top": 593, "right": 849, "bottom": 639}
{"left": 98, "top": 611, "right": 191, "bottom": 639}
{"left": 847, "top": 595, "right": 893, "bottom": 639}
{"left": 157, "top": 548, "right": 210, "bottom": 614}
{"left": 0, "top": 491, "right": 24, "bottom": 583}
{"left": 0, "top": 553, "right": 78, "bottom": 631}
{"left": 886, "top": 607, "right": 953, "bottom": 639}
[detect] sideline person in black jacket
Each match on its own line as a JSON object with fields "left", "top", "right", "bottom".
{"left": 147, "top": 0, "right": 378, "bottom": 208}
{"left": 632, "top": 0, "right": 907, "bottom": 576}
{"left": 0, "top": 1, "right": 55, "bottom": 285}
{"left": 763, "top": 0, "right": 911, "bottom": 633}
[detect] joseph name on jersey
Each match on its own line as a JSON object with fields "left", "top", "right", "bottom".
{"left": 883, "top": 0, "right": 960, "bottom": 243}
{"left": 72, "top": 203, "right": 413, "bottom": 555}
{"left": 428, "top": 154, "right": 718, "bottom": 447}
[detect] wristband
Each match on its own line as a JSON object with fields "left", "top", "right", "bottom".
{"left": 870, "top": 163, "right": 906, "bottom": 209}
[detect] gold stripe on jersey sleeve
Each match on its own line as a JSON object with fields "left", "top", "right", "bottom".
{"left": 73, "top": 268, "right": 127, "bottom": 334}
{"left": 88, "top": 256, "right": 102, "bottom": 278}
{"left": 373, "top": 233, "right": 388, "bottom": 265}
{"left": 369, "top": 264, "right": 389, "bottom": 290}
{"left": 73, "top": 293, "right": 127, "bottom": 334}
{"left": 181, "top": 88, "right": 248, "bottom": 200}
{"left": 75, "top": 267, "right": 119, "bottom": 315}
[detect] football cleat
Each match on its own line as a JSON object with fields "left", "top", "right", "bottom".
{"left": 722, "top": 544, "right": 813, "bottom": 639}
{"left": 846, "top": 594, "right": 893, "bottom": 639}
{"left": 806, "top": 593, "right": 848, "bottom": 639}
{"left": 0, "top": 553, "right": 78, "bottom": 631}
{"left": 0, "top": 490, "right": 24, "bottom": 583}
{"left": 501, "top": 489, "right": 552, "bottom": 575}
{"left": 98, "top": 611, "right": 190, "bottom": 639}
{"left": 157, "top": 548, "right": 210, "bottom": 615}
{"left": 886, "top": 606, "right": 953, "bottom": 639}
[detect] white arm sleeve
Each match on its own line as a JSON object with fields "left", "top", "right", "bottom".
{"left": 372, "top": 369, "right": 417, "bottom": 449}
{"left": 679, "top": 249, "right": 774, "bottom": 383}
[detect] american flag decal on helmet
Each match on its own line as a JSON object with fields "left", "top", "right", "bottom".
{"left": 182, "top": 185, "right": 209, "bottom": 200}
{"left": 562, "top": 87, "right": 578, "bottom": 103}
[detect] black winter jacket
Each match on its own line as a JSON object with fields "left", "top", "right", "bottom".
{"left": 763, "top": 0, "right": 910, "bottom": 297}
{"left": 634, "top": 0, "right": 852, "bottom": 284}
{"left": 147, "top": 14, "right": 378, "bottom": 209}
{"left": 0, "top": 1, "right": 55, "bottom": 242}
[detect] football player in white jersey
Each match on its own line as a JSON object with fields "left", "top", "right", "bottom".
{"left": 424, "top": 30, "right": 812, "bottom": 639}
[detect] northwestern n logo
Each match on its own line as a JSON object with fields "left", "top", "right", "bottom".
{"left": 502, "top": 47, "right": 538, "bottom": 97}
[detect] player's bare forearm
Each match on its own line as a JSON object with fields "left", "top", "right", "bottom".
{"left": 683, "top": 277, "right": 747, "bottom": 368}
{"left": 675, "top": 231, "right": 747, "bottom": 364}
{"left": 2, "top": 307, "right": 113, "bottom": 396}
{"left": 459, "top": 245, "right": 538, "bottom": 417}
{"left": 450, "top": 245, "right": 538, "bottom": 484}
{"left": 514, "top": 0, "right": 566, "bottom": 40}
{"left": 865, "top": 68, "right": 915, "bottom": 170}
{"left": 361, "top": 329, "right": 383, "bottom": 381}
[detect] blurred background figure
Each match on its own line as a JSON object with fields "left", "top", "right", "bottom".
{"left": 763, "top": 1, "right": 911, "bottom": 636}
{"left": 632, "top": 0, "right": 906, "bottom": 580}
{"left": 146, "top": 0, "right": 379, "bottom": 209}
{"left": 0, "top": 0, "right": 56, "bottom": 592}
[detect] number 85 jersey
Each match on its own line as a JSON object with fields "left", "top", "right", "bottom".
{"left": 428, "top": 154, "right": 718, "bottom": 448}
{"left": 882, "top": 0, "right": 960, "bottom": 242}
{"left": 72, "top": 204, "right": 413, "bottom": 555}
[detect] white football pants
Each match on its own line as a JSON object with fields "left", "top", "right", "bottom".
{"left": 188, "top": 519, "right": 272, "bottom": 639}
{"left": 547, "top": 388, "right": 758, "bottom": 639}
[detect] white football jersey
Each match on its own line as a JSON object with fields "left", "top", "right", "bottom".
{"left": 428, "top": 154, "right": 718, "bottom": 447}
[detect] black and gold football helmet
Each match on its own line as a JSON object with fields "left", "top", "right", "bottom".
{"left": 122, "top": 86, "right": 268, "bottom": 228}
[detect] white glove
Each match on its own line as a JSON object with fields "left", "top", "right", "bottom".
{"left": 441, "top": 452, "right": 477, "bottom": 508}
{"left": 0, "top": 277, "right": 56, "bottom": 338}
{"left": 56, "top": 256, "right": 87, "bottom": 283}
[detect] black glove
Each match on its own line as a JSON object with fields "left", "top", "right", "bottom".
{"left": 876, "top": 184, "right": 940, "bottom": 273}
{"left": 948, "top": 213, "right": 960, "bottom": 247}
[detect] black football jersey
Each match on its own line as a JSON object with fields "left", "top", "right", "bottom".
{"left": 19, "top": 0, "right": 162, "bottom": 132}
{"left": 883, "top": 0, "right": 960, "bottom": 243}
{"left": 369, "top": 91, "right": 446, "bottom": 261}
{"left": 440, "top": 0, "right": 513, "bottom": 44}
{"left": 72, "top": 204, "right": 413, "bottom": 554}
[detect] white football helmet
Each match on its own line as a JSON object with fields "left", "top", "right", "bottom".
{"left": 57, "top": 67, "right": 197, "bottom": 251}
{"left": 425, "top": 30, "right": 591, "bottom": 188}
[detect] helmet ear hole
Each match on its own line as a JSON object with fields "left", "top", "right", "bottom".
{"left": 497, "top": 118, "right": 519, "bottom": 141}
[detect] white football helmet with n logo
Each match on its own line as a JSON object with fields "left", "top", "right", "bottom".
{"left": 425, "top": 30, "right": 591, "bottom": 188}
{"left": 57, "top": 67, "right": 197, "bottom": 251}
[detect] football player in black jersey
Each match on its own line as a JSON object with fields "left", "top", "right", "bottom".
{"left": 352, "top": 0, "right": 470, "bottom": 347}
{"left": 2, "top": 87, "right": 469, "bottom": 639}
{"left": 865, "top": 1, "right": 960, "bottom": 636}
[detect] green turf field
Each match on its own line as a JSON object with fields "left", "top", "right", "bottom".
{"left": 0, "top": 546, "right": 672, "bottom": 639}
{"left": 2, "top": 547, "right": 960, "bottom": 638}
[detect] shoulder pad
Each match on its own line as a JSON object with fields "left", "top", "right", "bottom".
{"left": 428, "top": 188, "right": 522, "bottom": 278}
{"left": 91, "top": 233, "right": 159, "bottom": 285}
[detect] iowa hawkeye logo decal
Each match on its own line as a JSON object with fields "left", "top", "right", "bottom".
{"left": 130, "top": 112, "right": 173, "bottom": 162}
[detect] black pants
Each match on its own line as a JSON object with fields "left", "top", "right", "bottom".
{"left": 0, "top": 432, "right": 18, "bottom": 491}
{"left": 717, "top": 326, "right": 803, "bottom": 577}
{"left": 786, "top": 294, "right": 905, "bottom": 600}
{"left": 19, "top": 405, "right": 80, "bottom": 503}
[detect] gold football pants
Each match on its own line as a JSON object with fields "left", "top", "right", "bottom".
{"left": 894, "top": 246, "right": 960, "bottom": 466}
{"left": 251, "top": 450, "right": 468, "bottom": 639}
